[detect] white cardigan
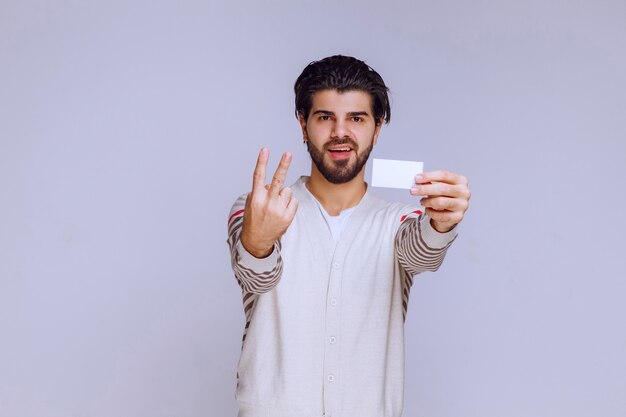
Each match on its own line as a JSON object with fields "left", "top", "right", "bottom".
{"left": 227, "top": 177, "right": 457, "bottom": 417}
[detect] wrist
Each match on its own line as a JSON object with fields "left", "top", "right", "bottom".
{"left": 430, "top": 219, "right": 456, "bottom": 233}
{"left": 241, "top": 234, "right": 274, "bottom": 259}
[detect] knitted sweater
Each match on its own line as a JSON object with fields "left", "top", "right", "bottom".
{"left": 227, "top": 176, "right": 457, "bottom": 417}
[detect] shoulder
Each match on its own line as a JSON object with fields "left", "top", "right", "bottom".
{"left": 289, "top": 176, "right": 311, "bottom": 199}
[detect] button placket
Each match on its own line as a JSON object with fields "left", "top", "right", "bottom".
{"left": 323, "top": 250, "right": 343, "bottom": 416}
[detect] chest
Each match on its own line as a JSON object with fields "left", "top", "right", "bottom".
{"left": 279, "top": 206, "right": 400, "bottom": 298}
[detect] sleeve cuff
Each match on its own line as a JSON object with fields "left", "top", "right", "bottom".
{"left": 236, "top": 240, "right": 280, "bottom": 273}
{"left": 419, "top": 216, "right": 458, "bottom": 249}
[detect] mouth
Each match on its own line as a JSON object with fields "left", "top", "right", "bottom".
{"left": 327, "top": 145, "right": 354, "bottom": 160}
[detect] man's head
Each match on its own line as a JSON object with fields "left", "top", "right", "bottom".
{"left": 294, "top": 55, "right": 391, "bottom": 184}
{"left": 294, "top": 55, "right": 391, "bottom": 126}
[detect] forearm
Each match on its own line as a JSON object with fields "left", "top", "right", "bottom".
{"left": 227, "top": 200, "right": 283, "bottom": 294}
{"left": 395, "top": 213, "right": 457, "bottom": 275}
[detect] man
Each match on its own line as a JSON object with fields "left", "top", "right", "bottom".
{"left": 227, "top": 55, "right": 470, "bottom": 417}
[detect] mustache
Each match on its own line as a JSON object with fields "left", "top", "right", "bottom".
{"left": 324, "top": 138, "right": 358, "bottom": 150}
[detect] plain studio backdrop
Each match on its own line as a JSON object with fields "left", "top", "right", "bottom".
{"left": 1, "top": 1, "right": 625, "bottom": 416}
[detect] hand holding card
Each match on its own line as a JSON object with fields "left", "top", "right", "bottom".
{"left": 410, "top": 170, "right": 471, "bottom": 233}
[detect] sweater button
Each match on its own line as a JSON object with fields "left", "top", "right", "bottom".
{"left": 332, "top": 262, "right": 340, "bottom": 269}
{"left": 327, "top": 374, "right": 335, "bottom": 382}
{"left": 330, "top": 298, "right": 338, "bottom": 306}
{"left": 329, "top": 336, "right": 336, "bottom": 344}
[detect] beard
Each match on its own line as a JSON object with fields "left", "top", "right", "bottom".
{"left": 306, "top": 136, "right": 374, "bottom": 184}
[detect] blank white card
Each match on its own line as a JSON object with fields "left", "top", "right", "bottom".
{"left": 371, "top": 158, "right": 424, "bottom": 189}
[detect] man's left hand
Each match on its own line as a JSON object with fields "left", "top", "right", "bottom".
{"left": 410, "top": 170, "right": 471, "bottom": 233}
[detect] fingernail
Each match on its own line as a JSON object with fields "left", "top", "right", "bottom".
{"left": 410, "top": 186, "right": 419, "bottom": 195}
{"left": 415, "top": 174, "right": 423, "bottom": 182}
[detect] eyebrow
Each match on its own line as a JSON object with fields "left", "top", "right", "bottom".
{"left": 312, "top": 110, "right": 371, "bottom": 117}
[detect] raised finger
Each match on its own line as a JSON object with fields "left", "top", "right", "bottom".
{"left": 252, "top": 148, "right": 269, "bottom": 192}
{"left": 269, "top": 152, "right": 292, "bottom": 197}
{"left": 415, "top": 170, "right": 468, "bottom": 186}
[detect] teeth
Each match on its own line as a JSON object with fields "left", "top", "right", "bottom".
{"left": 331, "top": 148, "right": 351, "bottom": 152}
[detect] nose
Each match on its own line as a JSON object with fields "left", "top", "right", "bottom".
{"left": 331, "top": 119, "right": 349, "bottom": 139}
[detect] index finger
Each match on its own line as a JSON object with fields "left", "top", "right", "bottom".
{"left": 252, "top": 148, "right": 269, "bottom": 192}
{"left": 415, "top": 170, "right": 467, "bottom": 185}
{"left": 268, "top": 152, "right": 292, "bottom": 197}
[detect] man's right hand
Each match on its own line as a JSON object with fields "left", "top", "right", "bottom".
{"left": 240, "top": 148, "right": 299, "bottom": 258}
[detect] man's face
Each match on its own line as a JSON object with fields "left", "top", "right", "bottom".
{"left": 299, "top": 89, "right": 382, "bottom": 184}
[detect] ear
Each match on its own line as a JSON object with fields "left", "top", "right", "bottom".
{"left": 372, "top": 118, "right": 383, "bottom": 146}
{"left": 298, "top": 113, "right": 309, "bottom": 141}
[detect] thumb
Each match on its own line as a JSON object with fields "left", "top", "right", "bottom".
{"left": 285, "top": 197, "right": 298, "bottom": 223}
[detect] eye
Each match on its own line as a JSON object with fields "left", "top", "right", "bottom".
{"left": 319, "top": 115, "right": 331, "bottom": 121}
{"left": 351, "top": 116, "right": 363, "bottom": 122}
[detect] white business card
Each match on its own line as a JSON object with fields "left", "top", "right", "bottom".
{"left": 371, "top": 158, "right": 423, "bottom": 189}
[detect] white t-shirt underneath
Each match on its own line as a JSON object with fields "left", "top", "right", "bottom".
{"left": 305, "top": 188, "right": 357, "bottom": 241}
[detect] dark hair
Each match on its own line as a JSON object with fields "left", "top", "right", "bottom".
{"left": 294, "top": 55, "right": 391, "bottom": 125}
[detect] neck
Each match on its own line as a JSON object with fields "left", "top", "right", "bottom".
{"left": 305, "top": 164, "right": 367, "bottom": 216}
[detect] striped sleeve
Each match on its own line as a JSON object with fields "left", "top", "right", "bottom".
{"left": 227, "top": 194, "right": 284, "bottom": 294}
{"left": 395, "top": 212, "right": 457, "bottom": 276}
{"left": 395, "top": 212, "right": 457, "bottom": 320}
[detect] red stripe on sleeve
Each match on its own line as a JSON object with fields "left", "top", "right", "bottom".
{"left": 400, "top": 210, "right": 422, "bottom": 222}
{"left": 228, "top": 209, "right": 245, "bottom": 225}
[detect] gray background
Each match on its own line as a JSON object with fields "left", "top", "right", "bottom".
{"left": 1, "top": 0, "right": 625, "bottom": 416}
